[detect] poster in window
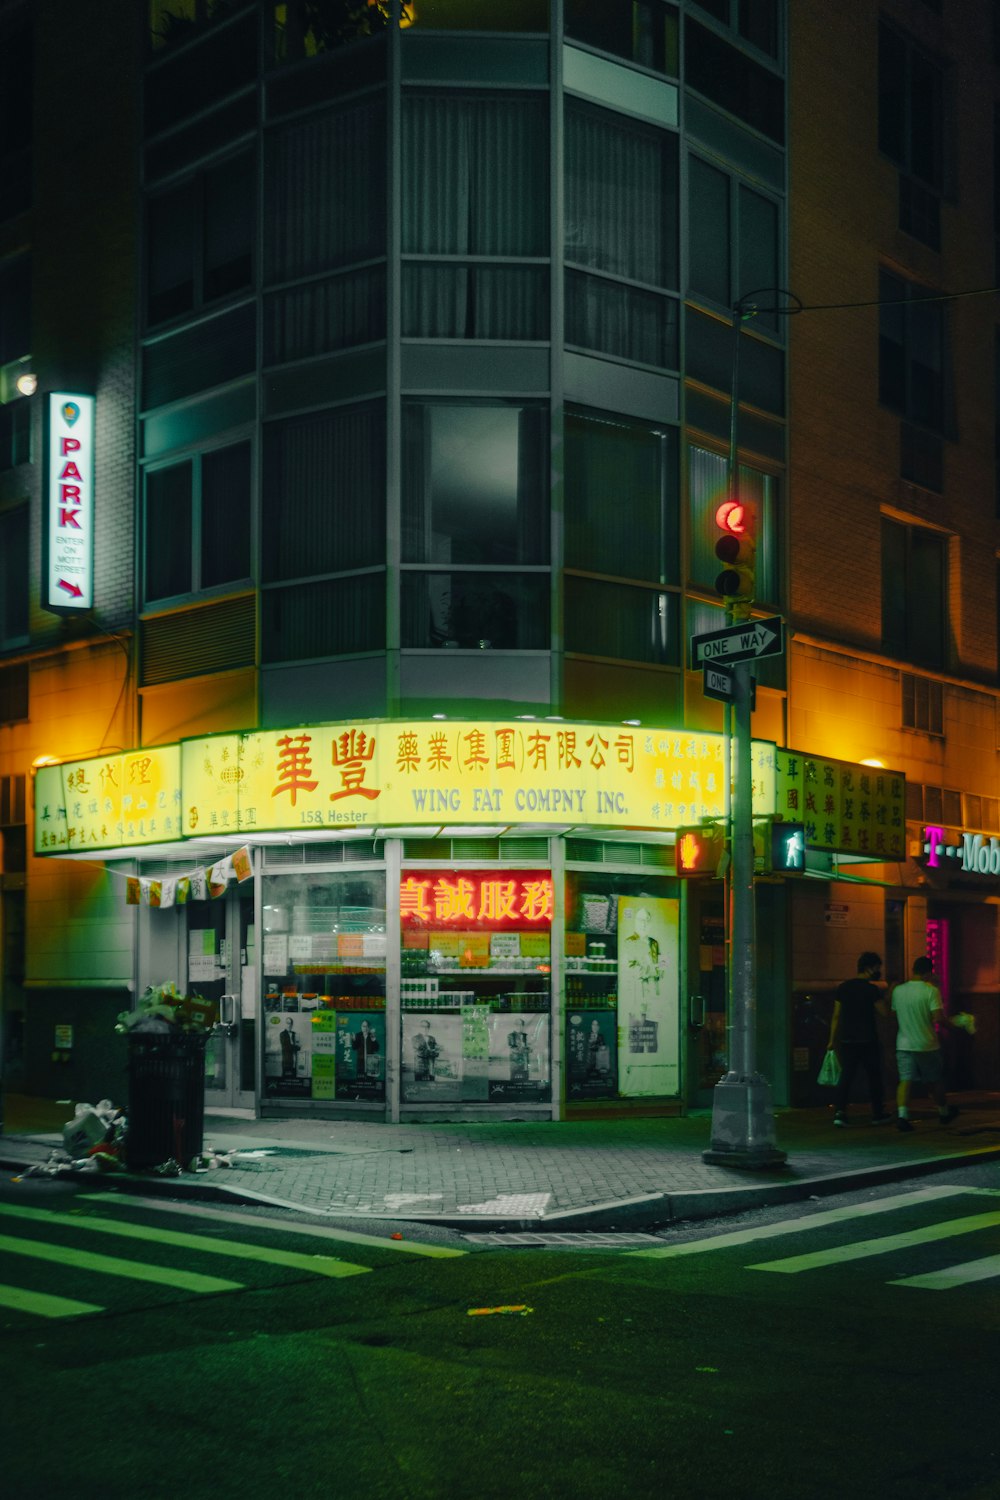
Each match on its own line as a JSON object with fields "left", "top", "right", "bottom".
{"left": 566, "top": 1010, "right": 617, "bottom": 1100}
{"left": 487, "top": 1012, "right": 550, "bottom": 1102}
{"left": 264, "top": 1012, "right": 312, "bottom": 1099}
{"left": 335, "top": 1013, "right": 386, "bottom": 1101}
{"left": 617, "top": 896, "right": 679, "bottom": 1097}
{"left": 402, "top": 1012, "right": 462, "bottom": 1101}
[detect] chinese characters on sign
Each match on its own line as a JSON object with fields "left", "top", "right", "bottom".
{"left": 400, "top": 871, "right": 554, "bottom": 931}
{"left": 775, "top": 750, "right": 905, "bottom": 860}
{"left": 34, "top": 747, "right": 182, "bottom": 853}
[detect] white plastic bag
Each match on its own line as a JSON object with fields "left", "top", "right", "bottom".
{"left": 817, "top": 1050, "right": 841, "bottom": 1087}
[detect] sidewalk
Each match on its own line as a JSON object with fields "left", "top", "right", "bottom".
{"left": 2, "top": 1093, "right": 999, "bottom": 1231}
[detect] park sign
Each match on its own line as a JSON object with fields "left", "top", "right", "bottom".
{"left": 691, "top": 616, "right": 783, "bottom": 669}
{"left": 43, "top": 393, "right": 95, "bottom": 613}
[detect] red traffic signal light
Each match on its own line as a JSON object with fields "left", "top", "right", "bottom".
{"left": 714, "top": 499, "right": 757, "bottom": 618}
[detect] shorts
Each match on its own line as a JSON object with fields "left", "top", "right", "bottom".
{"left": 896, "top": 1049, "right": 943, "bottom": 1084}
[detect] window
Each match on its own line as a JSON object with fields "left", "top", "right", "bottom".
{"left": 0, "top": 255, "right": 30, "bottom": 369}
{"left": 146, "top": 150, "right": 254, "bottom": 326}
{"left": 565, "top": 411, "right": 678, "bottom": 584}
{"left": 262, "top": 572, "right": 385, "bottom": 662}
{"left": 878, "top": 21, "right": 943, "bottom": 249}
{"left": 0, "top": 401, "right": 30, "bottom": 472}
{"left": 901, "top": 673, "right": 943, "bottom": 734}
{"left": 401, "top": 571, "right": 548, "bottom": 650}
{"left": 565, "top": 0, "right": 679, "bottom": 76}
{"left": 0, "top": 26, "right": 31, "bottom": 220}
{"left": 688, "top": 158, "right": 780, "bottom": 332}
{"left": 879, "top": 270, "right": 947, "bottom": 434}
{"left": 565, "top": 101, "right": 678, "bottom": 368}
{"left": 688, "top": 445, "right": 780, "bottom": 607}
{"left": 0, "top": 506, "right": 28, "bottom": 649}
{"left": 405, "top": 0, "right": 548, "bottom": 30}
{"left": 402, "top": 403, "right": 547, "bottom": 567}
{"left": 266, "top": 101, "right": 386, "bottom": 285}
{"left": 564, "top": 577, "right": 677, "bottom": 666}
{"left": 0, "top": 662, "right": 27, "bottom": 724}
{"left": 144, "top": 442, "right": 251, "bottom": 605}
{"left": 689, "top": 0, "right": 779, "bottom": 59}
{"left": 401, "top": 92, "right": 548, "bottom": 342}
{"left": 685, "top": 17, "right": 784, "bottom": 143}
{"left": 882, "top": 520, "right": 946, "bottom": 671}
{"left": 263, "top": 403, "right": 386, "bottom": 583}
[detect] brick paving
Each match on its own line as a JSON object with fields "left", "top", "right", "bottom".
{"left": 3, "top": 1094, "right": 999, "bottom": 1230}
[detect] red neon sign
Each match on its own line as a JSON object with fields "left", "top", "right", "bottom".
{"left": 400, "top": 870, "right": 553, "bottom": 929}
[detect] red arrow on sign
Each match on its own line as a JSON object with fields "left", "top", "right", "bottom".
{"left": 57, "top": 579, "right": 83, "bottom": 598}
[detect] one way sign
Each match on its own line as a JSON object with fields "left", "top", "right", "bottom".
{"left": 690, "top": 616, "right": 784, "bottom": 669}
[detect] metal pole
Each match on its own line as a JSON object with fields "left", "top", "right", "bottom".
{"left": 703, "top": 300, "right": 785, "bottom": 1169}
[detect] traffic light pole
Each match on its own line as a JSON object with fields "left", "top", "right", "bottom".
{"left": 703, "top": 298, "right": 786, "bottom": 1170}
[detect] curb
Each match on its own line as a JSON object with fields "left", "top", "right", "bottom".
{"left": 4, "top": 1140, "right": 998, "bottom": 1232}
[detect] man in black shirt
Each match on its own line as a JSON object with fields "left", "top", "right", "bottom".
{"left": 826, "top": 950, "right": 892, "bottom": 1127}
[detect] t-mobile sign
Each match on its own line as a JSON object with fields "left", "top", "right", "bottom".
{"left": 43, "top": 393, "right": 95, "bottom": 612}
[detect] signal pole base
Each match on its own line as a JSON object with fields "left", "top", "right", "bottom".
{"left": 702, "top": 1072, "right": 788, "bottom": 1170}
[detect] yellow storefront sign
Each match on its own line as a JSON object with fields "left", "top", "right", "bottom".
{"left": 180, "top": 722, "right": 777, "bottom": 837}
{"left": 32, "top": 722, "right": 783, "bottom": 852}
{"left": 34, "top": 746, "right": 182, "bottom": 853}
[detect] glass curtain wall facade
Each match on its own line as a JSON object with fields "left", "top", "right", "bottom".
{"left": 136, "top": 1, "right": 786, "bottom": 1117}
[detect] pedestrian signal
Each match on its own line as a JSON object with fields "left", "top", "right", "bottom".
{"left": 771, "top": 821, "right": 805, "bottom": 873}
{"left": 675, "top": 826, "right": 724, "bottom": 877}
{"left": 714, "top": 498, "right": 757, "bottom": 620}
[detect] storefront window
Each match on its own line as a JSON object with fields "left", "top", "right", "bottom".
{"left": 400, "top": 867, "right": 552, "bottom": 1104}
{"left": 565, "top": 870, "right": 679, "bottom": 1100}
{"left": 261, "top": 869, "right": 386, "bottom": 1104}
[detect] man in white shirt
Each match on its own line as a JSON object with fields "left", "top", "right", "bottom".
{"left": 891, "top": 956, "right": 961, "bottom": 1133}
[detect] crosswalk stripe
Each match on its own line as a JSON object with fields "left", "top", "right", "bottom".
{"left": 748, "top": 1210, "right": 1000, "bottom": 1274}
{"left": 0, "top": 1230, "right": 243, "bottom": 1293}
{"left": 889, "top": 1254, "right": 1000, "bottom": 1291}
{"left": 0, "top": 1203, "right": 370, "bottom": 1281}
{"left": 0, "top": 1281, "right": 103, "bottom": 1318}
{"left": 87, "top": 1193, "right": 466, "bottom": 1258}
{"left": 627, "top": 1186, "right": 970, "bottom": 1259}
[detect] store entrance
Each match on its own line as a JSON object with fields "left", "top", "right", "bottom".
{"left": 187, "top": 887, "right": 256, "bottom": 1112}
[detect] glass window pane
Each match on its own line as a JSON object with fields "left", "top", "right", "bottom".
{"left": 263, "top": 403, "right": 386, "bottom": 582}
{"left": 739, "top": 0, "right": 778, "bottom": 56}
{"left": 402, "top": 264, "right": 548, "bottom": 340}
{"left": 688, "top": 157, "right": 730, "bottom": 307}
{"left": 401, "top": 571, "right": 549, "bottom": 649}
{"left": 402, "top": 92, "right": 548, "bottom": 257}
{"left": 0, "top": 257, "right": 30, "bottom": 366}
{"left": 205, "top": 152, "right": 254, "bottom": 302}
{"left": 738, "top": 186, "right": 778, "bottom": 332}
{"left": 565, "top": 272, "right": 678, "bottom": 369}
{"left": 402, "top": 404, "right": 548, "bottom": 565}
{"left": 565, "top": 0, "right": 678, "bottom": 77}
{"left": 147, "top": 181, "right": 197, "bottom": 324}
{"left": 564, "top": 576, "right": 677, "bottom": 665}
{"left": 201, "top": 443, "right": 251, "bottom": 589}
{"left": 407, "top": 0, "right": 548, "bottom": 29}
{"left": 266, "top": 100, "right": 386, "bottom": 282}
{"left": 0, "top": 506, "right": 28, "bottom": 645}
{"left": 565, "top": 412, "right": 676, "bottom": 583}
{"left": 145, "top": 462, "right": 193, "bottom": 602}
{"left": 262, "top": 573, "right": 386, "bottom": 662}
{"left": 566, "top": 102, "right": 678, "bottom": 289}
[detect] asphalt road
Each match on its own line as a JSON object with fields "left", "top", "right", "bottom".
{"left": 2, "top": 1167, "right": 998, "bottom": 1500}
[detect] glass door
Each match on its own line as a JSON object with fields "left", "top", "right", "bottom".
{"left": 187, "top": 886, "right": 256, "bottom": 1111}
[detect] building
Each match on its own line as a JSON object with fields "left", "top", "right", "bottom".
{"left": 0, "top": 1, "right": 994, "bottom": 1124}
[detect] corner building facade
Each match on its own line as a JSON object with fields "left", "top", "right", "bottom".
{"left": 12, "top": 2, "right": 999, "bottom": 1121}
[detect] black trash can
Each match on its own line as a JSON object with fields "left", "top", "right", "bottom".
{"left": 126, "top": 1030, "right": 208, "bottom": 1170}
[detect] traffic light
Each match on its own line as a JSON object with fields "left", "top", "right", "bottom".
{"left": 675, "top": 825, "right": 724, "bottom": 877}
{"left": 714, "top": 498, "right": 757, "bottom": 620}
